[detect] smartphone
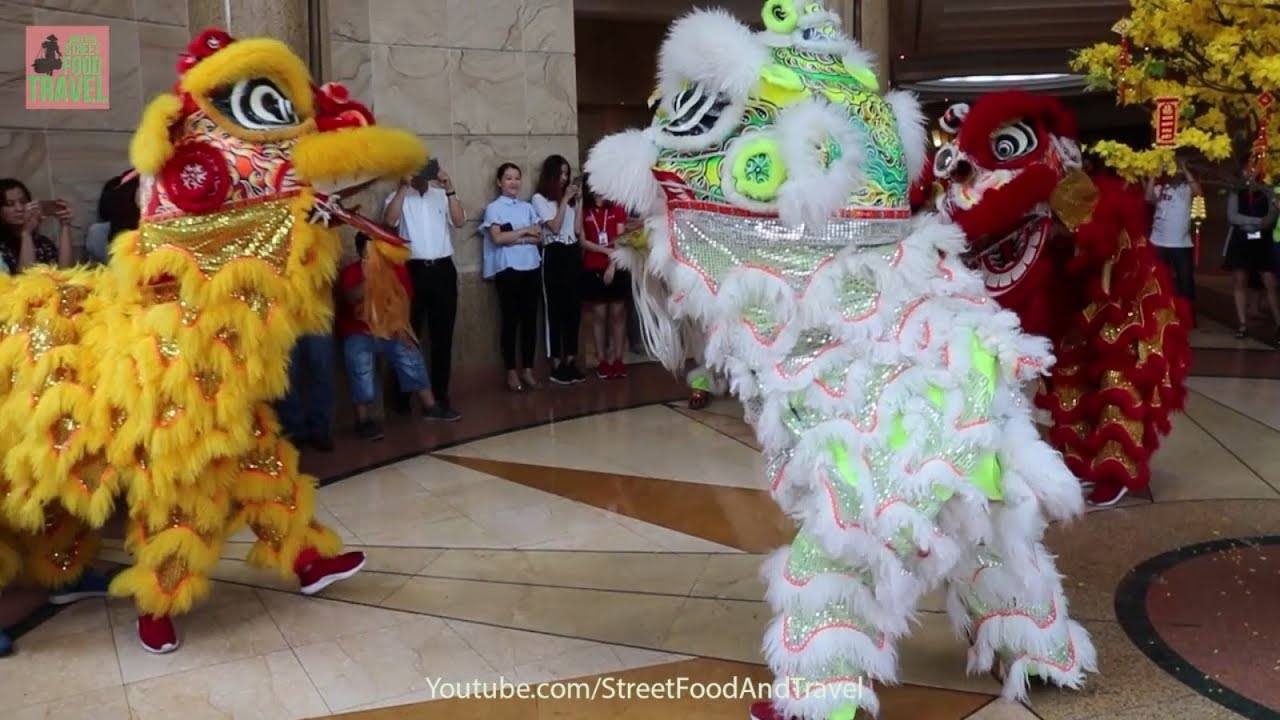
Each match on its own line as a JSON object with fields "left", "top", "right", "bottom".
{"left": 422, "top": 158, "right": 440, "bottom": 182}
{"left": 38, "top": 200, "right": 61, "bottom": 215}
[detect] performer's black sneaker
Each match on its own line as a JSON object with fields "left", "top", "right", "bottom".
{"left": 423, "top": 405, "right": 461, "bottom": 422}
{"left": 355, "top": 419, "right": 384, "bottom": 441}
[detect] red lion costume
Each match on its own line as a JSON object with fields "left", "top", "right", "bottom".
{"left": 913, "top": 91, "right": 1192, "bottom": 506}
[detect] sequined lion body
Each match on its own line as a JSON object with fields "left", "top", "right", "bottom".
{"left": 0, "top": 30, "right": 424, "bottom": 627}
{"left": 919, "top": 91, "right": 1191, "bottom": 505}
{"left": 586, "top": 4, "right": 1095, "bottom": 718}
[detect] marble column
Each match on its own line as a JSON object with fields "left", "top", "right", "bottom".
{"left": 855, "top": 0, "right": 891, "bottom": 86}
{"left": 187, "top": 0, "right": 313, "bottom": 68}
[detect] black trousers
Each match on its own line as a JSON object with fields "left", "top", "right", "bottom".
{"left": 402, "top": 257, "right": 458, "bottom": 407}
{"left": 495, "top": 268, "right": 541, "bottom": 370}
{"left": 1155, "top": 246, "right": 1196, "bottom": 302}
{"left": 541, "top": 242, "right": 583, "bottom": 362}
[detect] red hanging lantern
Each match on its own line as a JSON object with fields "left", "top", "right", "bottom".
{"left": 1154, "top": 97, "right": 1180, "bottom": 146}
{"left": 1113, "top": 19, "right": 1133, "bottom": 103}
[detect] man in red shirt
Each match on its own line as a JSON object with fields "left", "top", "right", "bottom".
{"left": 339, "top": 233, "right": 459, "bottom": 440}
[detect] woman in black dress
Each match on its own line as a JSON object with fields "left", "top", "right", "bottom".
{"left": 1223, "top": 168, "right": 1280, "bottom": 339}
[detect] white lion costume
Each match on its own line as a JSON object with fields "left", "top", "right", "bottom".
{"left": 584, "top": 2, "right": 1097, "bottom": 718}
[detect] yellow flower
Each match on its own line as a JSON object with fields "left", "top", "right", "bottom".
{"left": 1081, "top": 0, "right": 1280, "bottom": 179}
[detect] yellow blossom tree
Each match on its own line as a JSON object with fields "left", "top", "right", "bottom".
{"left": 1071, "top": 0, "right": 1280, "bottom": 181}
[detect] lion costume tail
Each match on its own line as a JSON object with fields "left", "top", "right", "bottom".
{"left": 1039, "top": 175, "right": 1191, "bottom": 495}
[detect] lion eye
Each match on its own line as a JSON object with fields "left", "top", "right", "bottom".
{"left": 991, "top": 122, "right": 1037, "bottom": 162}
{"left": 663, "top": 83, "right": 729, "bottom": 138}
{"left": 211, "top": 78, "right": 300, "bottom": 130}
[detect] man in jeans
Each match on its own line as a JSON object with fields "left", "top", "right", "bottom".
{"left": 340, "top": 233, "right": 459, "bottom": 440}
{"left": 278, "top": 334, "right": 335, "bottom": 451}
{"left": 383, "top": 162, "right": 464, "bottom": 420}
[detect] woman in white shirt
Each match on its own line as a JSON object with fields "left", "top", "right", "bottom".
{"left": 531, "top": 155, "right": 585, "bottom": 385}
{"left": 482, "top": 163, "right": 545, "bottom": 391}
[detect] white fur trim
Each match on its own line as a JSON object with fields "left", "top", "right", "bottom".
{"left": 775, "top": 98, "right": 866, "bottom": 227}
{"left": 657, "top": 9, "right": 767, "bottom": 106}
{"left": 885, "top": 90, "right": 930, "bottom": 185}
{"left": 583, "top": 129, "right": 662, "bottom": 217}
{"left": 842, "top": 47, "right": 879, "bottom": 81}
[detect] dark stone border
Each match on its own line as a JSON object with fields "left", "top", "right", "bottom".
{"left": 1114, "top": 535, "right": 1280, "bottom": 720}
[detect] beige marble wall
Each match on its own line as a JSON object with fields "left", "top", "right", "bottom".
{"left": 0, "top": 0, "right": 191, "bottom": 250}
{"left": 328, "top": 0, "right": 578, "bottom": 371}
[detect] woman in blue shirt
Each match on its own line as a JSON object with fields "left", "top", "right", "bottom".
{"left": 482, "top": 163, "right": 545, "bottom": 391}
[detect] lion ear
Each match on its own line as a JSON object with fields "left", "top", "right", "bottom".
{"left": 130, "top": 93, "right": 185, "bottom": 176}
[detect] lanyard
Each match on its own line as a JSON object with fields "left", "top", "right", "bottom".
{"left": 588, "top": 210, "right": 611, "bottom": 246}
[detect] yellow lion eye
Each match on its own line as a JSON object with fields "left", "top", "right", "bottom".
{"left": 732, "top": 137, "right": 786, "bottom": 201}
{"left": 762, "top": 0, "right": 798, "bottom": 33}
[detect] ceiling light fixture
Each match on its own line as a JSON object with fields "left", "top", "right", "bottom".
{"left": 899, "top": 72, "right": 1089, "bottom": 98}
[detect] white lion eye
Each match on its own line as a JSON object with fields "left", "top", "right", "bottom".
{"left": 664, "top": 83, "right": 729, "bottom": 138}
{"left": 213, "top": 78, "right": 300, "bottom": 130}
{"left": 991, "top": 122, "right": 1037, "bottom": 162}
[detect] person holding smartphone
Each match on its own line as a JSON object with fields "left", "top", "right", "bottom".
{"left": 382, "top": 158, "right": 465, "bottom": 420}
{"left": 1144, "top": 160, "right": 1200, "bottom": 305}
{"left": 482, "top": 163, "right": 545, "bottom": 391}
{"left": 531, "top": 155, "right": 586, "bottom": 385}
{"left": 0, "top": 178, "right": 74, "bottom": 272}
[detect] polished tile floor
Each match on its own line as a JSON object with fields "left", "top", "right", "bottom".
{"left": 4, "top": 319, "right": 1280, "bottom": 720}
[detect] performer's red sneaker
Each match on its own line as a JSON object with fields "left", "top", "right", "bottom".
{"left": 296, "top": 550, "right": 366, "bottom": 595}
{"left": 137, "top": 614, "right": 179, "bottom": 654}
{"left": 749, "top": 702, "right": 797, "bottom": 720}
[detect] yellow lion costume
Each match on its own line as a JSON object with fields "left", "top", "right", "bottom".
{"left": 0, "top": 29, "right": 426, "bottom": 654}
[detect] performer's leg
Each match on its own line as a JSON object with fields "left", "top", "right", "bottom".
{"left": 944, "top": 515, "right": 1096, "bottom": 701}
{"left": 108, "top": 470, "right": 231, "bottom": 654}
{"left": 12, "top": 506, "right": 101, "bottom": 593}
{"left": 1084, "top": 369, "right": 1150, "bottom": 506}
{"left": 758, "top": 531, "right": 907, "bottom": 719}
{"left": 0, "top": 523, "right": 30, "bottom": 656}
{"left": 0, "top": 524, "right": 21, "bottom": 592}
{"left": 231, "top": 404, "right": 364, "bottom": 594}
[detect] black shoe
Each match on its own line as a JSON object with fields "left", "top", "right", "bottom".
{"left": 423, "top": 405, "right": 462, "bottom": 422}
{"left": 309, "top": 434, "right": 335, "bottom": 452}
{"left": 549, "top": 366, "right": 574, "bottom": 385}
{"left": 355, "top": 419, "right": 384, "bottom": 441}
{"left": 568, "top": 366, "right": 586, "bottom": 384}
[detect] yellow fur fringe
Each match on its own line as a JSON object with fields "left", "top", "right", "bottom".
{"left": 1, "top": 34, "right": 428, "bottom": 618}
{"left": 180, "top": 38, "right": 315, "bottom": 121}
{"left": 129, "top": 93, "right": 184, "bottom": 175}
